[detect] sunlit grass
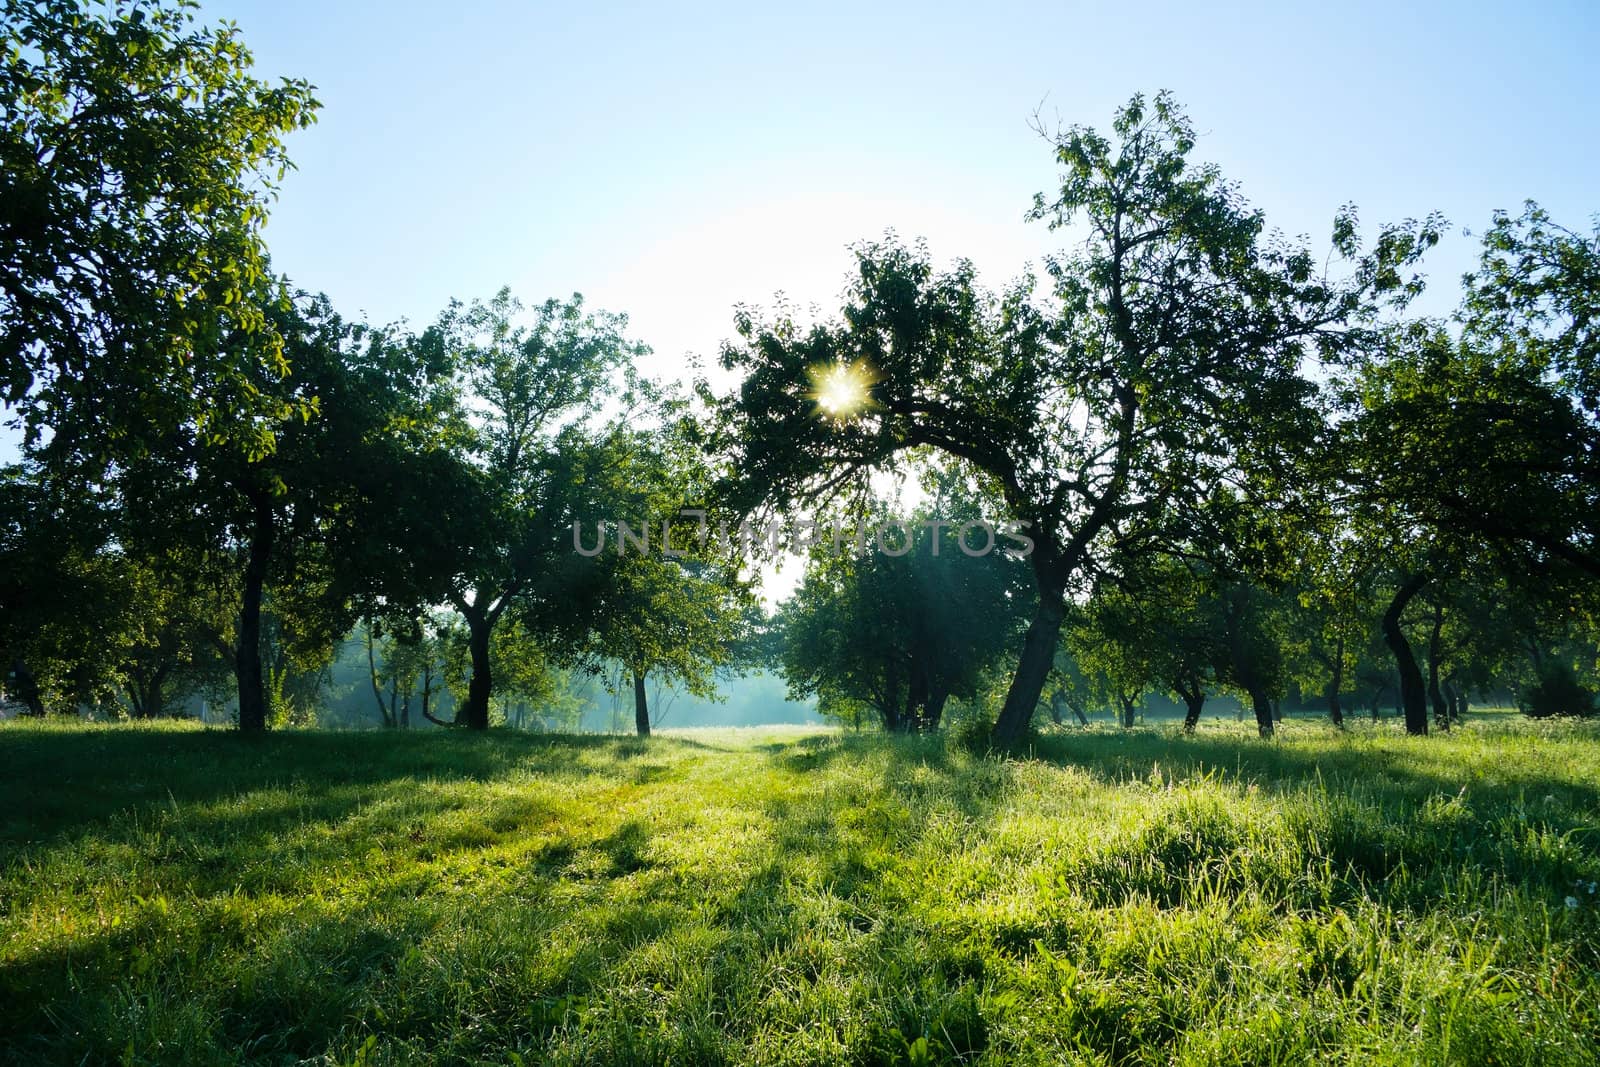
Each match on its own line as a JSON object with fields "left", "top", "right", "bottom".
{"left": 1, "top": 716, "right": 1597, "bottom": 1064}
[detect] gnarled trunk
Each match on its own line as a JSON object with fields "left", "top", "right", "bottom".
{"left": 991, "top": 591, "right": 1064, "bottom": 748}
{"left": 1380, "top": 573, "right": 1429, "bottom": 735}
{"left": 1427, "top": 602, "right": 1450, "bottom": 731}
{"left": 460, "top": 609, "right": 492, "bottom": 730}
{"left": 366, "top": 625, "right": 397, "bottom": 728}
{"left": 127, "top": 663, "right": 170, "bottom": 720}
{"left": 1223, "top": 587, "right": 1275, "bottom": 738}
{"left": 1247, "top": 686, "right": 1275, "bottom": 737}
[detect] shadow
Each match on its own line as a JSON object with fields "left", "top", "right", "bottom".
{"left": 0, "top": 726, "right": 710, "bottom": 858}
{"left": 1025, "top": 724, "right": 1600, "bottom": 814}
{"left": 2, "top": 720, "right": 1598, "bottom": 1065}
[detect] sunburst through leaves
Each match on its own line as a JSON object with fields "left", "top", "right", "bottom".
{"left": 806, "top": 360, "right": 879, "bottom": 420}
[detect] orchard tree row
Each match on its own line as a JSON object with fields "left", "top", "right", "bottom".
{"left": 2, "top": 1, "right": 1595, "bottom": 741}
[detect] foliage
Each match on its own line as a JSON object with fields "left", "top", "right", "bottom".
{"left": 557, "top": 420, "right": 754, "bottom": 735}
{"left": 1, "top": 0, "right": 319, "bottom": 465}
{"left": 716, "top": 91, "right": 1440, "bottom": 745}
{"left": 780, "top": 503, "right": 1030, "bottom": 732}
{"left": 1521, "top": 663, "right": 1598, "bottom": 719}
{"left": 382, "top": 289, "right": 650, "bottom": 730}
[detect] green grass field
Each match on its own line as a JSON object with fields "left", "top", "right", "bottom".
{"left": 2, "top": 716, "right": 1598, "bottom": 1065}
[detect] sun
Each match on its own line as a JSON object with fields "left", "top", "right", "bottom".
{"left": 807, "top": 361, "right": 878, "bottom": 420}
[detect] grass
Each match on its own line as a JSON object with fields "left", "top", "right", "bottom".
{"left": 1, "top": 715, "right": 1598, "bottom": 1065}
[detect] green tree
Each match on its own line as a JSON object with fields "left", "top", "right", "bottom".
{"left": 780, "top": 507, "right": 1029, "bottom": 733}
{"left": 384, "top": 289, "right": 648, "bottom": 730}
{"left": 2, "top": 0, "right": 318, "bottom": 466}
{"left": 716, "top": 92, "right": 1437, "bottom": 746}
{"left": 1074, "top": 559, "right": 1228, "bottom": 732}
{"left": 69, "top": 289, "right": 461, "bottom": 732}
{"left": 1331, "top": 207, "right": 1599, "bottom": 734}
{"left": 0, "top": 462, "right": 126, "bottom": 712}
{"left": 565, "top": 423, "right": 758, "bottom": 737}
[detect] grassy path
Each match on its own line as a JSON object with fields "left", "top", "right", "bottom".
{"left": 2, "top": 718, "right": 1598, "bottom": 1064}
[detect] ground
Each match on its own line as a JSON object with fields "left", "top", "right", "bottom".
{"left": 1, "top": 715, "right": 1597, "bottom": 1065}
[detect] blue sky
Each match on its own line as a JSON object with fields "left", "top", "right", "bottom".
{"left": 206, "top": 0, "right": 1599, "bottom": 382}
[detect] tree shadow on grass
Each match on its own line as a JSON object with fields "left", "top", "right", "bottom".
{"left": 0, "top": 726, "right": 710, "bottom": 856}
{"left": 1025, "top": 723, "right": 1600, "bottom": 814}
{"left": 754, "top": 722, "right": 1600, "bottom": 921}
{"left": 4, "top": 722, "right": 1598, "bottom": 1065}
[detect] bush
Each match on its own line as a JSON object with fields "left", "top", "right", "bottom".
{"left": 1519, "top": 664, "right": 1598, "bottom": 718}
{"left": 949, "top": 706, "right": 997, "bottom": 753}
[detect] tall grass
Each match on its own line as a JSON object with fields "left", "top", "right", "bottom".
{"left": 1, "top": 716, "right": 1596, "bottom": 1064}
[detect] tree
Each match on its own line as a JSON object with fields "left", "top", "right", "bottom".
{"left": 553, "top": 421, "right": 754, "bottom": 737}
{"left": 112, "top": 545, "right": 234, "bottom": 719}
{"left": 1335, "top": 307, "right": 1597, "bottom": 733}
{"left": 1283, "top": 568, "right": 1368, "bottom": 729}
{"left": 0, "top": 462, "right": 127, "bottom": 713}
{"left": 46, "top": 285, "right": 461, "bottom": 733}
{"left": 1073, "top": 559, "right": 1227, "bottom": 733}
{"left": 715, "top": 92, "right": 1438, "bottom": 746}
{"left": 779, "top": 506, "right": 1029, "bottom": 733}
{"left": 2, "top": 0, "right": 318, "bottom": 467}
{"left": 364, "top": 615, "right": 448, "bottom": 729}
{"left": 1329, "top": 206, "right": 1599, "bottom": 735}
{"left": 437, "top": 613, "right": 563, "bottom": 729}
{"left": 386, "top": 289, "right": 648, "bottom": 730}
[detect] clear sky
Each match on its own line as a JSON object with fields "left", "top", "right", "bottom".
{"left": 205, "top": 0, "right": 1598, "bottom": 381}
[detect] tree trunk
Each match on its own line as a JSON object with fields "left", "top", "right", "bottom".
{"left": 1248, "top": 686, "right": 1275, "bottom": 736}
{"left": 925, "top": 686, "right": 950, "bottom": 732}
{"left": 412, "top": 661, "right": 434, "bottom": 730}
{"left": 421, "top": 660, "right": 452, "bottom": 727}
{"left": 235, "top": 493, "right": 275, "bottom": 734}
{"left": 460, "top": 610, "right": 492, "bottom": 730}
{"left": 907, "top": 657, "right": 931, "bottom": 732}
{"left": 633, "top": 669, "right": 650, "bottom": 737}
{"left": 1327, "top": 635, "right": 1345, "bottom": 727}
{"left": 1119, "top": 691, "right": 1137, "bottom": 728}
{"left": 1426, "top": 602, "right": 1450, "bottom": 731}
{"left": 7, "top": 659, "right": 45, "bottom": 716}
{"left": 127, "top": 664, "right": 169, "bottom": 719}
{"left": 879, "top": 659, "right": 904, "bottom": 733}
{"left": 1177, "top": 681, "right": 1205, "bottom": 733}
{"left": 1223, "top": 587, "right": 1274, "bottom": 738}
{"left": 366, "top": 625, "right": 396, "bottom": 728}
{"left": 1380, "top": 572, "right": 1429, "bottom": 735}
{"left": 991, "top": 591, "right": 1064, "bottom": 747}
